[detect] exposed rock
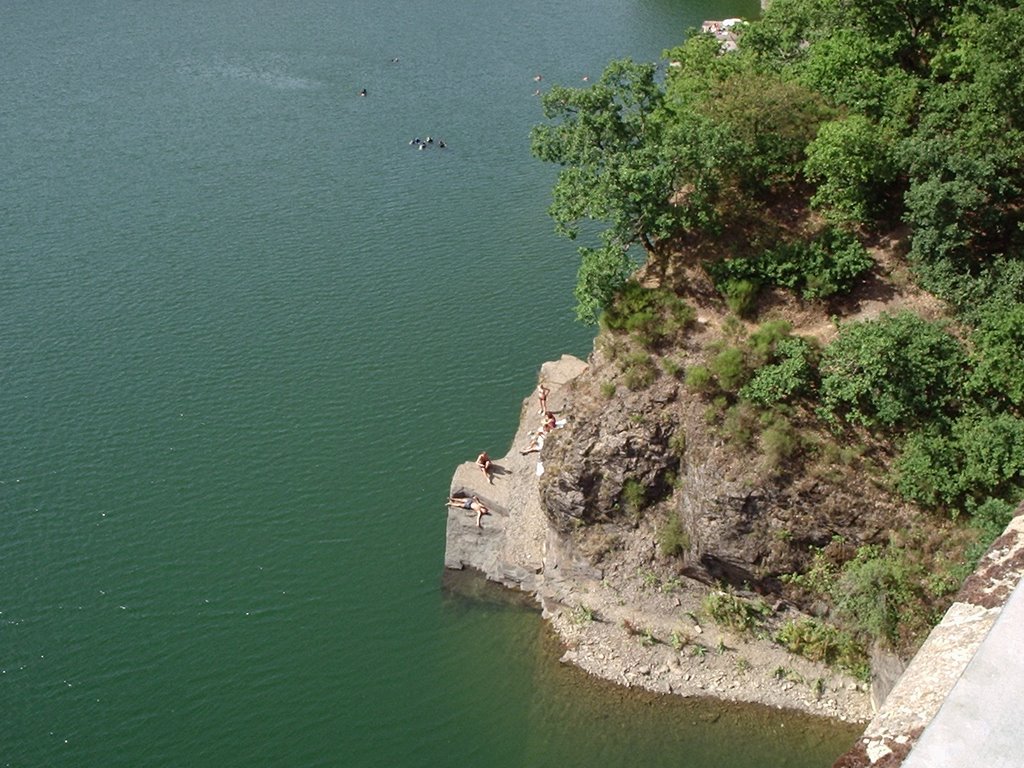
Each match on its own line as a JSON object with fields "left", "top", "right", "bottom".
{"left": 535, "top": 340, "right": 905, "bottom": 593}
{"left": 443, "top": 354, "right": 873, "bottom": 722}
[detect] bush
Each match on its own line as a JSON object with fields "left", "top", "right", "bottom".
{"left": 741, "top": 336, "right": 815, "bottom": 406}
{"left": 621, "top": 478, "right": 648, "bottom": 518}
{"left": 708, "top": 227, "right": 873, "bottom": 301}
{"left": 621, "top": 351, "right": 657, "bottom": 390}
{"left": 761, "top": 414, "right": 799, "bottom": 469}
{"left": 722, "top": 278, "right": 759, "bottom": 316}
{"left": 818, "top": 312, "right": 968, "bottom": 429}
{"left": 775, "top": 618, "right": 869, "bottom": 680}
{"left": 722, "top": 402, "right": 759, "bottom": 447}
{"left": 710, "top": 346, "right": 750, "bottom": 392}
{"left": 658, "top": 514, "right": 690, "bottom": 557}
{"left": 703, "top": 589, "right": 771, "bottom": 634}
{"left": 833, "top": 545, "right": 923, "bottom": 646}
{"left": 603, "top": 281, "right": 696, "bottom": 348}
{"left": 896, "top": 413, "right": 1024, "bottom": 511}
{"left": 968, "top": 302, "right": 1024, "bottom": 410}
{"left": 685, "top": 364, "right": 714, "bottom": 393}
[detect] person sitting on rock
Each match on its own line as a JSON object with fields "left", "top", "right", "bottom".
{"left": 475, "top": 451, "right": 494, "bottom": 484}
{"left": 542, "top": 411, "right": 557, "bottom": 433}
{"left": 446, "top": 495, "right": 490, "bottom": 528}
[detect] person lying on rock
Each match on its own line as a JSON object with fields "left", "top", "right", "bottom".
{"left": 446, "top": 495, "right": 490, "bottom": 528}
{"left": 475, "top": 451, "right": 494, "bottom": 484}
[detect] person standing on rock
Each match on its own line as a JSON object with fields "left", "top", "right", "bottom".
{"left": 537, "top": 382, "right": 550, "bottom": 414}
{"left": 475, "top": 451, "right": 494, "bottom": 484}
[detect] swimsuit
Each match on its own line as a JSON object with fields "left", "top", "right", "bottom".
{"left": 461, "top": 498, "right": 474, "bottom": 510}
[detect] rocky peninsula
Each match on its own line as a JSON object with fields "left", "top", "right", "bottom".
{"left": 444, "top": 353, "right": 873, "bottom": 723}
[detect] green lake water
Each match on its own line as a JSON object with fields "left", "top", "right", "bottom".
{"left": 2, "top": 0, "right": 861, "bottom": 765}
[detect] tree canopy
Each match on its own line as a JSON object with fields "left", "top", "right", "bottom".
{"left": 531, "top": 0, "right": 1024, "bottom": 322}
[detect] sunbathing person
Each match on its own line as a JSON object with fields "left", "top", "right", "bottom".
{"left": 446, "top": 495, "right": 490, "bottom": 528}
{"left": 520, "top": 428, "right": 545, "bottom": 455}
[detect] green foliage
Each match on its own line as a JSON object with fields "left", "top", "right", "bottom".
{"left": 722, "top": 402, "right": 759, "bottom": 447}
{"left": 710, "top": 346, "right": 750, "bottom": 392}
{"left": 775, "top": 618, "right": 869, "bottom": 681}
{"left": 708, "top": 71, "right": 834, "bottom": 188}
{"left": 804, "top": 114, "right": 898, "bottom": 224}
{"left": 571, "top": 603, "right": 596, "bottom": 626}
{"left": 603, "top": 281, "right": 696, "bottom": 348}
{"left": 722, "top": 278, "right": 759, "bottom": 317}
{"left": 684, "top": 365, "right": 714, "bottom": 393}
{"left": 600, "top": 380, "right": 617, "bottom": 399}
{"left": 741, "top": 336, "right": 815, "bottom": 406}
{"left": 573, "top": 235, "right": 638, "bottom": 325}
{"left": 818, "top": 312, "right": 968, "bottom": 429}
{"left": 621, "top": 351, "right": 657, "bottom": 391}
{"left": 968, "top": 303, "right": 1024, "bottom": 411}
{"left": 709, "top": 228, "right": 873, "bottom": 302}
{"left": 761, "top": 413, "right": 800, "bottom": 469}
{"left": 703, "top": 589, "right": 771, "bottom": 634}
{"left": 669, "top": 429, "right": 687, "bottom": 458}
{"left": 532, "top": 59, "right": 676, "bottom": 251}
{"left": 970, "top": 497, "right": 1016, "bottom": 544}
{"left": 658, "top": 514, "right": 690, "bottom": 558}
{"left": 621, "top": 478, "right": 648, "bottom": 517}
{"left": 896, "top": 413, "right": 1024, "bottom": 510}
{"left": 832, "top": 545, "right": 925, "bottom": 646}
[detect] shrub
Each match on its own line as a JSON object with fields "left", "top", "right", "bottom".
{"left": 658, "top": 514, "right": 690, "bottom": 557}
{"left": 747, "top": 319, "right": 793, "bottom": 366}
{"left": 775, "top": 618, "right": 869, "bottom": 680}
{"left": 710, "top": 346, "right": 750, "bottom": 392}
{"left": 896, "top": 413, "right": 1024, "bottom": 511}
{"left": 818, "top": 312, "right": 968, "bottom": 429}
{"left": 971, "top": 497, "right": 1016, "bottom": 544}
{"left": 723, "top": 278, "right": 759, "bottom": 317}
{"left": 804, "top": 114, "right": 897, "bottom": 225}
{"left": 621, "top": 351, "right": 657, "bottom": 390}
{"left": 708, "top": 227, "right": 873, "bottom": 301}
{"left": 761, "top": 414, "right": 799, "bottom": 469}
{"left": 832, "top": 545, "right": 924, "bottom": 646}
{"left": 968, "top": 302, "right": 1024, "bottom": 410}
{"left": 669, "top": 429, "right": 687, "bottom": 458}
{"left": 603, "top": 281, "right": 696, "bottom": 348}
{"left": 741, "top": 336, "right": 815, "bottom": 406}
{"left": 703, "top": 589, "right": 771, "bottom": 634}
{"left": 722, "top": 402, "right": 758, "bottom": 447}
{"left": 685, "top": 364, "right": 714, "bottom": 393}
{"left": 621, "top": 478, "right": 648, "bottom": 518}
{"left": 662, "top": 357, "right": 684, "bottom": 379}
{"left": 600, "top": 380, "right": 617, "bottom": 399}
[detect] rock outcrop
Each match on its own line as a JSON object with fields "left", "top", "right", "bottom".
{"left": 443, "top": 352, "right": 873, "bottom": 721}
{"left": 535, "top": 340, "right": 905, "bottom": 593}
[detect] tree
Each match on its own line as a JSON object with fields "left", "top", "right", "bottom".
{"left": 818, "top": 312, "right": 968, "bottom": 429}
{"left": 531, "top": 58, "right": 728, "bottom": 322}
{"left": 804, "top": 114, "right": 898, "bottom": 224}
{"left": 530, "top": 59, "right": 677, "bottom": 256}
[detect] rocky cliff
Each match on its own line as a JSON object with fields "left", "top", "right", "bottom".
{"left": 444, "top": 349, "right": 875, "bottom": 721}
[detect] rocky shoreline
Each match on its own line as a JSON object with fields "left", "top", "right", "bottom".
{"left": 444, "top": 355, "right": 872, "bottom": 724}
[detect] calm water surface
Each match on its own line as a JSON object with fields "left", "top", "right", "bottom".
{"left": 2, "top": 1, "right": 859, "bottom": 765}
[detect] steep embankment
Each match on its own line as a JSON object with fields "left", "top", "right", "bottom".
{"left": 445, "top": 355, "right": 871, "bottom": 721}
{"left": 444, "top": 237, "right": 963, "bottom": 723}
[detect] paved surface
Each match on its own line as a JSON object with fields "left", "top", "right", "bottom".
{"left": 903, "top": 577, "right": 1024, "bottom": 768}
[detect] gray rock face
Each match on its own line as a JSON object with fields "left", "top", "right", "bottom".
{"left": 534, "top": 360, "right": 901, "bottom": 591}
{"left": 539, "top": 392, "right": 680, "bottom": 531}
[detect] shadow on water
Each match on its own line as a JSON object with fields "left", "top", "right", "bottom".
{"left": 442, "top": 568, "right": 861, "bottom": 768}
